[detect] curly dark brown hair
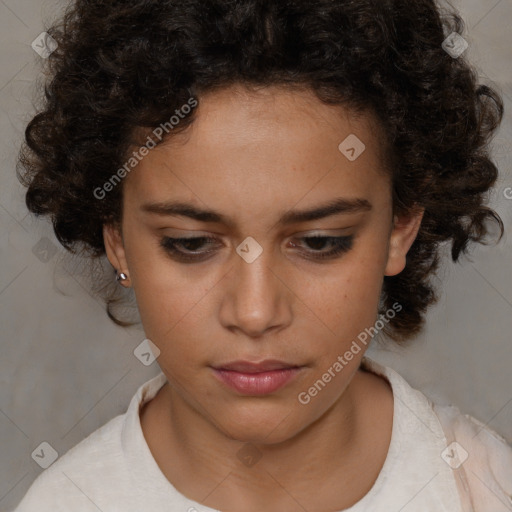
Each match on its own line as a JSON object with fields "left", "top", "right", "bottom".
{"left": 17, "top": 0, "right": 504, "bottom": 343}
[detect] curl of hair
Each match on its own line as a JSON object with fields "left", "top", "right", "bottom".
{"left": 17, "top": 0, "right": 504, "bottom": 342}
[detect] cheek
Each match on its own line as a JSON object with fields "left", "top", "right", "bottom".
{"left": 133, "top": 266, "right": 218, "bottom": 343}
{"left": 125, "top": 236, "right": 225, "bottom": 361}
{"left": 307, "top": 276, "right": 382, "bottom": 362}
{"left": 297, "top": 248, "right": 387, "bottom": 342}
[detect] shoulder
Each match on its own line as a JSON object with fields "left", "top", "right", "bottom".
{"left": 433, "top": 402, "right": 512, "bottom": 511}
{"left": 362, "top": 356, "right": 512, "bottom": 510}
{"left": 12, "top": 372, "right": 169, "bottom": 511}
{"left": 12, "top": 413, "right": 129, "bottom": 511}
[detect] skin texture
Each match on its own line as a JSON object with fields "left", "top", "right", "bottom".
{"left": 104, "top": 84, "right": 424, "bottom": 511}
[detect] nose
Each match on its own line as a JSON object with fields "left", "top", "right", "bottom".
{"left": 218, "top": 246, "right": 292, "bottom": 338}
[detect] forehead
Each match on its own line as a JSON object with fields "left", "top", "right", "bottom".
{"left": 165, "top": 84, "right": 381, "bottom": 155}
{"left": 123, "top": 85, "right": 389, "bottom": 223}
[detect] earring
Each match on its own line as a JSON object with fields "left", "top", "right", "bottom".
{"left": 116, "top": 271, "right": 128, "bottom": 283}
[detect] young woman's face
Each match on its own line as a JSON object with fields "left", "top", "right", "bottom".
{"left": 105, "top": 84, "right": 422, "bottom": 443}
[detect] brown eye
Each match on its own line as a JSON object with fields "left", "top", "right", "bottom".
{"left": 160, "top": 236, "right": 220, "bottom": 262}
{"left": 291, "top": 235, "right": 354, "bottom": 260}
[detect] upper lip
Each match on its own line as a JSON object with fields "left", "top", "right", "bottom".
{"left": 213, "top": 360, "right": 300, "bottom": 373}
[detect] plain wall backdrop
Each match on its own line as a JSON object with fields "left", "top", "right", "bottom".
{"left": 1, "top": 0, "right": 511, "bottom": 510}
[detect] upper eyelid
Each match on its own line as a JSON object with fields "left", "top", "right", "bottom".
{"left": 161, "top": 234, "right": 354, "bottom": 251}
{"left": 163, "top": 229, "right": 353, "bottom": 239}
{"left": 160, "top": 234, "right": 354, "bottom": 263}
{"left": 164, "top": 234, "right": 352, "bottom": 245}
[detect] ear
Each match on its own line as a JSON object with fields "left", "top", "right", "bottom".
{"left": 103, "top": 223, "right": 131, "bottom": 286}
{"left": 384, "top": 207, "right": 424, "bottom": 277}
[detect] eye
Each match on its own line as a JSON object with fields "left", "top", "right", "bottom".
{"left": 160, "top": 234, "right": 354, "bottom": 264}
{"left": 160, "top": 236, "right": 220, "bottom": 263}
{"left": 290, "top": 235, "right": 354, "bottom": 260}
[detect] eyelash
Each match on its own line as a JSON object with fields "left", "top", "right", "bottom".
{"left": 159, "top": 235, "right": 354, "bottom": 263}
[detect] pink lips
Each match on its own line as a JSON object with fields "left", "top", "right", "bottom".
{"left": 212, "top": 360, "right": 302, "bottom": 395}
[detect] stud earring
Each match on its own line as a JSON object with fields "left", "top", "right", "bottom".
{"left": 116, "top": 271, "right": 128, "bottom": 283}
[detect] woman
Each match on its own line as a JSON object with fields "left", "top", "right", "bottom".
{"left": 14, "top": 0, "right": 512, "bottom": 510}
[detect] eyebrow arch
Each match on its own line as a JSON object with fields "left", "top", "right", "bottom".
{"left": 141, "top": 197, "right": 372, "bottom": 226}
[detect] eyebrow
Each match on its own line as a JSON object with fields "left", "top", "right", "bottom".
{"left": 141, "top": 197, "right": 372, "bottom": 226}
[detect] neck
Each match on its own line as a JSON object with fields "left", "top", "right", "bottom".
{"left": 141, "top": 367, "right": 392, "bottom": 511}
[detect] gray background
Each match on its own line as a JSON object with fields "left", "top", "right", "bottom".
{"left": 1, "top": 0, "right": 511, "bottom": 510}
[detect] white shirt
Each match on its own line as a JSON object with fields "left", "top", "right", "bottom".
{"left": 12, "top": 357, "right": 512, "bottom": 511}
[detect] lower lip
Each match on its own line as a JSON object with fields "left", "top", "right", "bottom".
{"left": 212, "top": 368, "right": 302, "bottom": 395}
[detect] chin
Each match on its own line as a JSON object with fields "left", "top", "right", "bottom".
{"left": 213, "top": 409, "right": 303, "bottom": 446}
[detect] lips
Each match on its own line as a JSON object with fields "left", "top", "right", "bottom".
{"left": 213, "top": 360, "right": 299, "bottom": 373}
{"left": 211, "top": 360, "right": 303, "bottom": 395}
